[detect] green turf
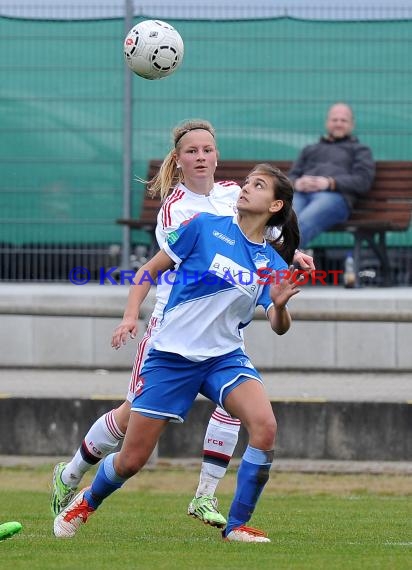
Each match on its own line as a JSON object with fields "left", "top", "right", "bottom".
{"left": 0, "top": 472, "right": 411, "bottom": 570}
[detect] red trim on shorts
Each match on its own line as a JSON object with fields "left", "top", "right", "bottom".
{"left": 130, "top": 316, "right": 158, "bottom": 394}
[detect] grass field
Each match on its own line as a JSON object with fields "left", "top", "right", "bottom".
{"left": 1, "top": 463, "right": 411, "bottom": 570}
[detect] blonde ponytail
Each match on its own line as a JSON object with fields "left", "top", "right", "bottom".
{"left": 147, "top": 150, "right": 183, "bottom": 200}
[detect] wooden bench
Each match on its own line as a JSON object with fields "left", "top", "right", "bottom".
{"left": 117, "top": 159, "right": 412, "bottom": 286}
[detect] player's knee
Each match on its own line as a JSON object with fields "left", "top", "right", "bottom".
{"left": 262, "top": 416, "right": 277, "bottom": 448}
{"left": 250, "top": 414, "right": 277, "bottom": 449}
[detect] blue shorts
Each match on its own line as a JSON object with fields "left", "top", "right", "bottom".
{"left": 131, "top": 348, "right": 262, "bottom": 423}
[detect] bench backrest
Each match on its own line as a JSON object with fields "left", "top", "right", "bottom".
{"left": 145, "top": 159, "right": 412, "bottom": 233}
{"left": 341, "top": 161, "right": 412, "bottom": 231}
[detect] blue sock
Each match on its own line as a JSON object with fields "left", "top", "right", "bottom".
{"left": 84, "top": 453, "right": 128, "bottom": 510}
{"left": 224, "top": 445, "right": 274, "bottom": 536}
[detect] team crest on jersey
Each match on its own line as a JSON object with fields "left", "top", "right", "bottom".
{"left": 253, "top": 252, "right": 270, "bottom": 270}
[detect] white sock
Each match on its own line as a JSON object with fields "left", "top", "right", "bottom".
{"left": 61, "top": 411, "right": 125, "bottom": 488}
{"left": 195, "top": 406, "right": 241, "bottom": 498}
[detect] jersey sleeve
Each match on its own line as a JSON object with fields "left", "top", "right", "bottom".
{"left": 155, "top": 188, "right": 190, "bottom": 248}
{"left": 155, "top": 202, "right": 190, "bottom": 248}
{"left": 162, "top": 213, "right": 201, "bottom": 265}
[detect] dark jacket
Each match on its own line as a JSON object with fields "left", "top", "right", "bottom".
{"left": 288, "top": 135, "right": 376, "bottom": 209}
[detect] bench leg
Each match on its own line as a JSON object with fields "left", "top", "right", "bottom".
{"left": 353, "top": 233, "right": 362, "bottom": 288}
{"left": 357, "top": 230, "right": 392, "bottom": 287}
{"left": 371, "top": 232, "right": 392, "bottom": 286}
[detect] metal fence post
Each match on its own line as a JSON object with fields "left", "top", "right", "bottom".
{"left": 120, "top": 0, "right": 134, "bottom": 271}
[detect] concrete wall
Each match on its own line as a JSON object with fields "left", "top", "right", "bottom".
{"left": 0, "top": 398, "right": 410, "bottom": 461}
{"left": 2, "top": 285, "right": 411, "bottom": 461}
{"left": 1, "top": 284, "right": 412, "bottom": 371}
{"left": 0, "top": 284, "right": 155, "bottom": 369}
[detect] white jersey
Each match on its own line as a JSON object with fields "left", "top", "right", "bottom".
{"left": 152, "top": 181, "right": 241, "bottom": 319}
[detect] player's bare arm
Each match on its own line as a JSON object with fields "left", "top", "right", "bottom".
{"left": 111, "top": 250, "right": 174, "bottom": 349}
{"left": 267, "top": 266, "right": 302, "bottom": 335}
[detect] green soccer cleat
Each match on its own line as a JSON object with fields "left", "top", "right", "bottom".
{"left": 51, "top": 462, "right": 77, "bottom": 516}
{"left": 187, "top": 495, "right": 227, "bottom": 528}
{"left": 0, "top": 521, "right": 22, "bottom": 541}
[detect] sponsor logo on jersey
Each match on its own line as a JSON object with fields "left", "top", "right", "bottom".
{"left": 212, "top": 230, "right": 236, "bottom": 246}
{"left": 209, "top": 253, "right": 260, "bottom": 297}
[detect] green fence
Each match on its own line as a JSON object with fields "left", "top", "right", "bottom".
{"left": 1, "top": 12, "right": 411, "bottom": 266}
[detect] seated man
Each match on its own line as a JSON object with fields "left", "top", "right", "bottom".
{"left": 288, "top": 102, "right": 375, "bottom": 249}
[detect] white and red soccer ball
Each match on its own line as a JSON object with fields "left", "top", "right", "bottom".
{"left": 124, "top": 19, "right": 184, "bottom": 80}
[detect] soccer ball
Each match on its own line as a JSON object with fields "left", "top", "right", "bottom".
{"left": 124, "top": 20, "right": 184, "bottom": 80}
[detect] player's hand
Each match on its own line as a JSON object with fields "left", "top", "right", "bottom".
{"left": 270, "top": 266, "right": 303, "bottom": 308}
{"left": 293, "top": 250, "right": 315, "bottom": 272}
{"left": 111, "top": 318, "right": 137, "bottom": 349}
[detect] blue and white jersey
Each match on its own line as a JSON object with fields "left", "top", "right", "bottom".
{"left": 152, "top": 181, "right": 240, "bottom": 320}
{"left": 152, "top": 213, "right": 287, "bottom": 361}
{"left": 151, "top": 181, "right": 282, "bottom": 321}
